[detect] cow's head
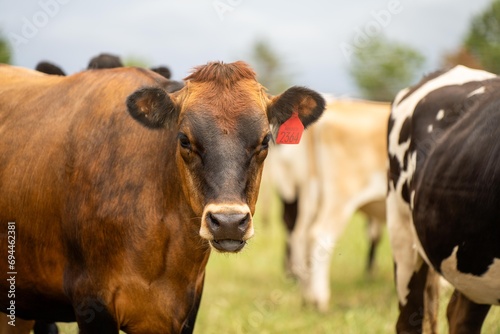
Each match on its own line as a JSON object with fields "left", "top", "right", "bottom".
{"left": 127, "top": 61, "right": 324, "bottom": 252}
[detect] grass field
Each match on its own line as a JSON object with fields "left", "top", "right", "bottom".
{"left": 195, "top": 210, "right": 397, "bottom": 334}
{"left": 51, "top": 197, "right": 500, "bottom": 333}
{"left": 194, "top": 198, "right": 500, "bottom": 334}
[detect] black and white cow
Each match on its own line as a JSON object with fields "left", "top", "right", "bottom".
{"left": 387, "top": 65, "right": 500, "bottom": 334}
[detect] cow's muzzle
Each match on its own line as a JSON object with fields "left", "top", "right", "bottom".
{"left": 200, "top": 204, "right": 254, "bottom": 252}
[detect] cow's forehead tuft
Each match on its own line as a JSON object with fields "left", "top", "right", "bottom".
{"left": 184, "top": 61, "right": 257, "bottom": 87}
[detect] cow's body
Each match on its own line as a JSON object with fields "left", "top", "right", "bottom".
{"left": 266, "top": 97, "right": 390, "bottom": 311}
{"left": 387, "top": 65, "right": 500, "bottom": 333}
{"left": 0, "top": 63, "right": 324, "bottom": 333}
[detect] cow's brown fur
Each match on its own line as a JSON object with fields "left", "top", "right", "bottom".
{"left": 0, "top": 62, "right": 324, "bottom": 333}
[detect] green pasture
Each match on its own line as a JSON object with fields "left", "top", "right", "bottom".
{"left": 195, "top": 202, "right": 500, "bottom": 334}
{"left": 51, "top": 194, "right": 500, "bottom": 333}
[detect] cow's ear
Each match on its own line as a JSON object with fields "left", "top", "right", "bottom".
{"left": 267, "top": 86, "right": 325, "bottom": 129}
{"left": 126, "top": 87, "right": 179, "bottom": 129}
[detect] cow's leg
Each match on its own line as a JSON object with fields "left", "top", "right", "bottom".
{"left": 74, "top": 298, "right": 119, "bottom": 334}
{"left": 366, "top": 217, "right": 383, "bottom": 275}
{"left": 446, "top": 289, "right": 490, "bottom": 334}
{"left": 422, "top": 268, "right": 439, "bottom": 334}
{"left": 303, "top": 205, "right": 351, "bottom": 313}
{"left": 386, "top": 191, "right": 440, "bottom": 333}
{"left": 282, "top": 197, "right": 299, "bottom": 278}
{"left": 387, "top": 191, "right": 428, "bottom": 334}
{"left": 181, "top": 273, "right": 205, "bottom": 334}
{"left": 181, "top": 300, "right": 201, "bottom": 334}
{"left": 33, "top": 321, "right": 59, "bottom": 334}
{"left": 395, "top": 259, "right": 430, "bottom": 333}
{"left": 65, "top": 286, "right": 119, "bottom": 334}
{"left": 303, "top": 222, "right": 336, "bottom": 312}
{"left": 289, "top": 177, "right": 319, "bottom": 285}
{"left": 64, "top": 265, "right": 119, "bottom": 333}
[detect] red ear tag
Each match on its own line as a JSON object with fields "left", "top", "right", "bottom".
{"left": 276, "top": 113, "right": 304, "bottom": 144}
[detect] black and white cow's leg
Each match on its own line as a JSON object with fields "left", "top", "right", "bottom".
{"left": 446, "top": 289, "right": 491, "bottom": 334}
{"left": 395, "top": 258, "right": 429, "bottom": 333}
{"left": 387, "top": 190, "right": 428, "bottom": 333}
{"left": 389, "top": 229, "right": 439, "bottom": 334}
{"left": 422, "top": 268, "right": 439, "bottom": 334}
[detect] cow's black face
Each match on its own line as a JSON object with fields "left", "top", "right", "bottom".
{"left": 177, "top": 112, "right": 271, "bottom": 207}
{"left": 175, "top": 109, "right": 270, "bottom": 252}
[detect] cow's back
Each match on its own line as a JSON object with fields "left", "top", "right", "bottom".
{"left": 0, "top": 65, "right": 173, "bottom": 317}
{"left": 314, "top": 99, "right": 390, "bottom": 203}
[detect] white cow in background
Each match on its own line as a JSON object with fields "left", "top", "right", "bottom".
{"left": 264, "top": 96, "right": 391, "bottom": 312}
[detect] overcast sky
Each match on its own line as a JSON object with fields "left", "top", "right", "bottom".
{"left": 0, "top": 0, "right": 493, "bottom": 97}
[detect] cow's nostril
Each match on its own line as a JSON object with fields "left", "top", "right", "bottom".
{"left": 206, "top": 211, "right": 250, "bottom": 235}
{"left": 208, "top": 213, "right": 220, "bottom": 230}
{"left": 239, "top": 213, "right": 250, "bottom": 229}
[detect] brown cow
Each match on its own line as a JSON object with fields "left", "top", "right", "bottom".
{"left": 0, "top": 62, "right": 324, "bottom": 333}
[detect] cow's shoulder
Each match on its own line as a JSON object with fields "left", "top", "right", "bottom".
{"left": 387, "top": 66, "right": 498, "bottom": 204}
{"left": 316, "top": 98, "right": 390, "bottom": 143}
{"left": 0, "top": 65, "right": 61, "bottom": 91}
{"left": 390, "top": 66, "right": 496, "bottom": 130}
{"left": 0, "top": 64, "right": 45, "bottom": 78}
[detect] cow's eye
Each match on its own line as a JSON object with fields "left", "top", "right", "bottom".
{"left": 261, "top": 133, "right": 272, "bottom": 150}
{"left": 178, "top": 133, "right": 191, "bottom": 150}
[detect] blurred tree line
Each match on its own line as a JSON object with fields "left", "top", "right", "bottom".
{"left": 248, "top": 38, "right": 292, "bottom": 95}
{"left": 3, "top": 0, "right": 500, "bottom": 100}
{"left": 0, "top": 31, "right": 11, "bottom": 64}
{"left": 251, "top": 1, "right": 500, "bottom": 101}
{"left": 348, "top": 35, "right": 424, "bottom": 102}
{"left": 349, "top": 0, "right": 500, "bottom": 102}
{"left": 450, "top": 0, "right": 500, "bottom": 73}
